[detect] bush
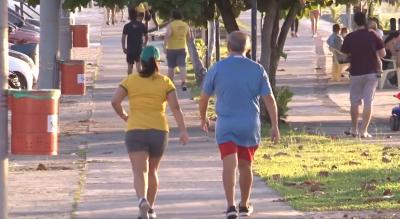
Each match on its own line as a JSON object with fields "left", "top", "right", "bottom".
{"left": 261, "top": 86, "right": 293, "bottom": 124}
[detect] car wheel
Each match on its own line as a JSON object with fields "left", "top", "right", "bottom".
{"left": 14, "top": 71, "right": 28, "bottom": 89}
{"left": 8, "top": 71, "right": 21, "bottom": 89}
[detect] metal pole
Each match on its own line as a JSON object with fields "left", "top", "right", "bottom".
{"left": 39, "top": 0, "right": 61, "bottom": 89}
{"left": 59, "top": 1, "right": 73, "bottom": 61}
{"left": 251, "top": 0, "right": 257, "bottom": 61}
{"left": 0, "top": 0, "right": 9, "bottom": 218}
{"left": 215, "top": 19, "right": 220, "bottom": 61}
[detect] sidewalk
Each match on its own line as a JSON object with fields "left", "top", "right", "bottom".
{"left": 74, "top": 10, "right": 303, "bottom": 219}
{"left": 7, "top": 7, "right": 103, "bottom": 219}
{"left": 284, "top": 18, "right": 400, "bottom": 146}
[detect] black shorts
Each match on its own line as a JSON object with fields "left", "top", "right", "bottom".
{"left": 126, "top": 49, "right": 142, "bottom": 64}
{"left": 125, "top": 129, "right": 168, "bottom": 158}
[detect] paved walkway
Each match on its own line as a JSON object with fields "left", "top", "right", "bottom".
{"left": 8, "top": 7, "right": 400, "bottom": 219}
{"left": 75, "top": 10, "right": 303, "bottom": 219}
{"left": 282, "top": 18, "right": 400, "bottom": 147}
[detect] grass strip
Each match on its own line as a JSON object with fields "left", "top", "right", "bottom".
{"left": 254, "top": 125, "right": 400, "bottom": 211}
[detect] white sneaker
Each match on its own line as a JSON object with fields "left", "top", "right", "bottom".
{"left": 138, "top": 198, "right": 150, "bottom": 219}
{"left": 238, "top": 203, "right": 254, "bottom": 217}
{"left": 148, "top": 208, "right": 157, "bottom": 219}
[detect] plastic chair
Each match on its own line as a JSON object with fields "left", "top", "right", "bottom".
{"left": 379, "top": 58, "right": 400, "bottom": 89}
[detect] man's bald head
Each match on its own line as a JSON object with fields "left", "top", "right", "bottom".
{"left": 227, "top": 31, "right": 251, "bottom": 54}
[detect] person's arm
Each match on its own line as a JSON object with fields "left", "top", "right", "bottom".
{"left": 111, "top": 87, "right": 128, "bottom": 121}
{"left": 199, "top": 92, "right": 211, "bottom": 132}
{"left": 121, "top": 34, "right": 127, "bottom": 54}
{"left": 186, "top": 25, "right": 191, "bottom": 42}
{"left": 261, "top": 95, "right": 280, "bottom": 144}
{"left": 143, "top": 25, "right": 149, "bottom": 47}
{"left": 163, "top": 24, "right": 172, "bottom": 52}
{"left": 167, "top": 91, "right": 189, "bottom": 145}
{"left": 377, "top": 48, "right": 386, "bottom": 59}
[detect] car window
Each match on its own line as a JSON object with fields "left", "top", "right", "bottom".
{"left": 8, "top": 11, "right": 23, "bottom": 27}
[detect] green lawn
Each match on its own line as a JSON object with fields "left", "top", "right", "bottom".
{"left": 254, "top": 125, "right": 400, "bottom": 211}
{"left": 187, "top": 61, "right": 400, "bottom": 211}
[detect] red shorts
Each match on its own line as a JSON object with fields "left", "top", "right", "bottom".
{"left": 218, "top": 141, "right": 258, "bottom": 162}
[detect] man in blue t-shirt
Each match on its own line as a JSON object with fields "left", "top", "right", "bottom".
{"left": 199, "top": 31, "right": 280, "bottom": 219}
{"left": 121, "top": 8, "right": 148, "bottom": 74}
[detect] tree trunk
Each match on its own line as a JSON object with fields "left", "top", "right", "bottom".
{"left": 276, "top": 1, "right": 299, "bottom": 66}
{"left": 187, "top": 29, "right": 207, "bottom": 86}
{"left": 207, "top": 20, "right": 216, "bottom": 67}
{"left": 269, "top": 9, "right": 280, "bottom": 92}
{"left": 346, "top": 3, "right": 352, "bottom": 30}
{"left": 260, "top": 1, "right": 278, "bottom": 86}
{"left": 0, "top": 0, "right": 8, "bottom": 216}
{"left": 215, "top": 0, "right": 239, "bottom": 33}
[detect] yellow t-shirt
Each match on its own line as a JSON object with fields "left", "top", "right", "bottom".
{"left": 166, "top": 20, "right": 189, "bottom": 50}
{"left": 120, "top": 74, "right": 176, "bottom": 132}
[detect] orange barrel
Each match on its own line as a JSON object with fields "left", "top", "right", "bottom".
{"left": 71, "top": 24, "right": 89, "bottom": 47}
{"left": 10, "top": 89, "right": 61, "bottom": 155}
{"left": 60, "top": 60, "right": 86, "bottom": 95}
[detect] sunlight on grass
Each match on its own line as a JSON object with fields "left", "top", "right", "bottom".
{"left": 254, "top": 126, "right": 400, "bottom": 211}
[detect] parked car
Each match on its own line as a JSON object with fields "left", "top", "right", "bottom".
{"left": 9, "top": 56, "right": 34, "bottom": 90}
{"left": 10, "top": 43, "right": 39, "bottom": 65}
{"left": 8, "top": 71, "right": 21, "bottom": 89}
{"left": 9, "top": 50, "right": 38, "bottom": 85}
{"left": 25, "top": 18, "right": 40, "bottom": 27}
{"left": 8, "top": 0, "right": 40, "bottom": 20}
{"left": 8, "top": 23, "right": 39, "bottom": 44}
{"left": 8, "top": 8, "right": 40, "bottom": 33}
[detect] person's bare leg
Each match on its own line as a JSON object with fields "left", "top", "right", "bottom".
{"left": 129, "top": 151, "right": 149, "bottom": 199}
{"left": 127, "top": 64, "right": 133, "bottom": 75}
{"left": 179, "top": 66, "right": 187, "bottom": 84}
{"left": 350, "top": 104, "right": 360, "bottom": 135}
{"left": 147, "top": 157, "right": 162, "bottom": 208}
{"left": 168, "top": 67, "right": 175, "bottom": 81}
{"left": 223, "top": 153, "right": 238, "bottom": 207}
{"left": 310, "top": 17, "right": 315, "bottom": 36}
{"left": 360, "top": 105, "right": 373, "bottom": 136}
{"left": 238, "top": 159, "right": 253, "bottom": 207}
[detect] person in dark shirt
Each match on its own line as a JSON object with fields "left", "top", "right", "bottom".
{"left": 121, "top": 8, "right": 148, "bottom": 74}
{"left": 341, "top": 12, "right": 386, "bottom": 138}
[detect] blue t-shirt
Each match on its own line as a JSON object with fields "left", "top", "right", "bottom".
{"left": 202, "top": 55, "right": 272, "bottom": 147}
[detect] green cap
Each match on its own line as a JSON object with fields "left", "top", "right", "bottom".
{"left": 140, "top": 45, "right": 160, "bottom": 62}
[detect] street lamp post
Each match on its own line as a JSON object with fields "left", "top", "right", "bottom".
{"left": 39, "top": 0, "right": 61, "bottom": 89}
{"left": 251, "top": 0, "right": 257, "bottom": 61}
{"left": 0, "top": 0, "right": 9, "bottom": 218}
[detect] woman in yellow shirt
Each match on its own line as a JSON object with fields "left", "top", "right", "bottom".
{"left": 111, "top": 45, "right": 189, "bottom": 219}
